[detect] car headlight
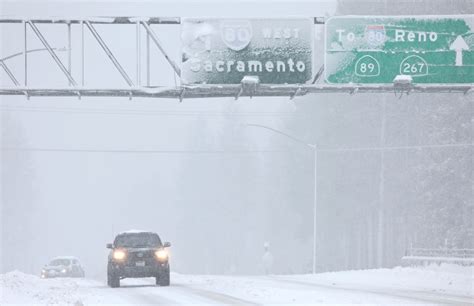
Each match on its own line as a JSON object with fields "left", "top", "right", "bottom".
{"left": 113, "top": 249, "right": 127, "bottom": 261}
{"left": 61, "top": 268, "right": 67, "bottom": 273}
{"left": 155, "top": 249, "right": 168, "bottom": 262}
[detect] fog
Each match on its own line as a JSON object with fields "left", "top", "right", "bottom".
{"left": 1, "top": 0, "right": 472, "bottom": 281}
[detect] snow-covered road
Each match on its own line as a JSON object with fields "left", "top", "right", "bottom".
{"left": 1, "top": 264, "right": 473, "bottom": 305}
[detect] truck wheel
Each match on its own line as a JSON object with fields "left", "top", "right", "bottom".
{"left": 109, "top": 275, "right": 120, "bottom": 288}
{"left": 107, "top": 271, "right": 120, "bottom": 288}
{"left": 156, "top": 270, "right": 170, "bottom": 286}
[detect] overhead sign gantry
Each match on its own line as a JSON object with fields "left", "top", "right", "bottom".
{"left": 0, "top": 16, "right": 472, "bottom": 100}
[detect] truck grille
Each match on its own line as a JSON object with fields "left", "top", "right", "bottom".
{"left": 125, "top": 250, "right": 156, "bottom": 266}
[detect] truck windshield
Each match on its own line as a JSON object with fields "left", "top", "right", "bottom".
{"left": 114, "top": 233, "right": 162, "bottom": 248}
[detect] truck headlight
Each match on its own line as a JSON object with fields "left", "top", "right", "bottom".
{"left": 113, "top": 249, "right": 127, "bottom": 261}
{"left": 61, "top": 268, "right": 67, "bottom": 273}
{"left": 155, "top": 249, "right": 168, "bottom": 262}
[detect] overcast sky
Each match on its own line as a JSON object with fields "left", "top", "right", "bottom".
{"left": 0, "top": 0, "right": 337, "bottom": 17}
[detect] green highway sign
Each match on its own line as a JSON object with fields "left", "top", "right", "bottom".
{"left": 325, "top": 16, "right": 474, "bottom": 84}
{"left": 181, "top": 18, "right": 313, "bottom": 84}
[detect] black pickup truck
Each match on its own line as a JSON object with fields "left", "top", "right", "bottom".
{"left": 106, "top": 230, "right": 171, "bottom": 288}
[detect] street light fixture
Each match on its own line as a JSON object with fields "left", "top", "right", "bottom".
{"left": 245, "top": 123, "right": 318, "bottom": 274}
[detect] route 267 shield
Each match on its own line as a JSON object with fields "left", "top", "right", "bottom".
{"left": 220, "top": 20, "right": 253, "bottom": 51}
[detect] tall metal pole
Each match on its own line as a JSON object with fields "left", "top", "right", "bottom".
{"left": 81, "top": 20, "right": 85, "bottom": 87}
{"left": 136, "top": 21, "right": 141, "bottom": 86}
{"left": 146, "top": 28, "right": 150, "bottom": 86}
{"left": 67, "top": 22, "right": 72, "bottom": 86}
{"left": 377, "top": 96, "right": 386, "bottom": 268}
{"left": 312, "top": 145, "right": 318, "bottom": 274}
{"left": 24, "top": 21, "right": 27, "bottom": 86}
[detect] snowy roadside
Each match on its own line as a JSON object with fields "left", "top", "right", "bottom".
{"left": 173, "top": 264, "right": 474, "bottom": 304}
{"left": 0, "top": 271, "right": 138, "bottom": 306}
{"left": 275, "top": 264, "right": 474, "bottom": 297}
{"left": 1, "top": 264, "right": 472, "bottom": 305}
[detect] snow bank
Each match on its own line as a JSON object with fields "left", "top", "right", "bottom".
{"left": 280, "top": 263, "right": 474, "bottom": 297}
{"left": 0, "top": 271, "right": 84, "bottom": 305}
{"left": 0, "top": 271, "right": 127, "bottom": 306}
{"left": 1, "top": 265, "right": 472, "bottom": 305}
{"left": 174, "top": 264, "right": 473, "bottom": 304}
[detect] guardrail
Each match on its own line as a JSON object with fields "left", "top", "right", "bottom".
{"left": 401, "top": 247, "right": 474, "bottom": 266}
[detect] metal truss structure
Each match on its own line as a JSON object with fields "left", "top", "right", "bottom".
{"left": 1, "top": 17, "right": 473, "bottom": 100}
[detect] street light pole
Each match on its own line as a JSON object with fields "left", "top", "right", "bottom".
{"left": 311, "top": 144, "right": 317, "bottom": 274}
{"left": 245, "top": 124, "right": 318, "bottom": 274}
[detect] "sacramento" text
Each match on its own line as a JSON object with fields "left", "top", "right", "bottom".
{"left": 189, "top": 58, "right": 306, "bottom": 73}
